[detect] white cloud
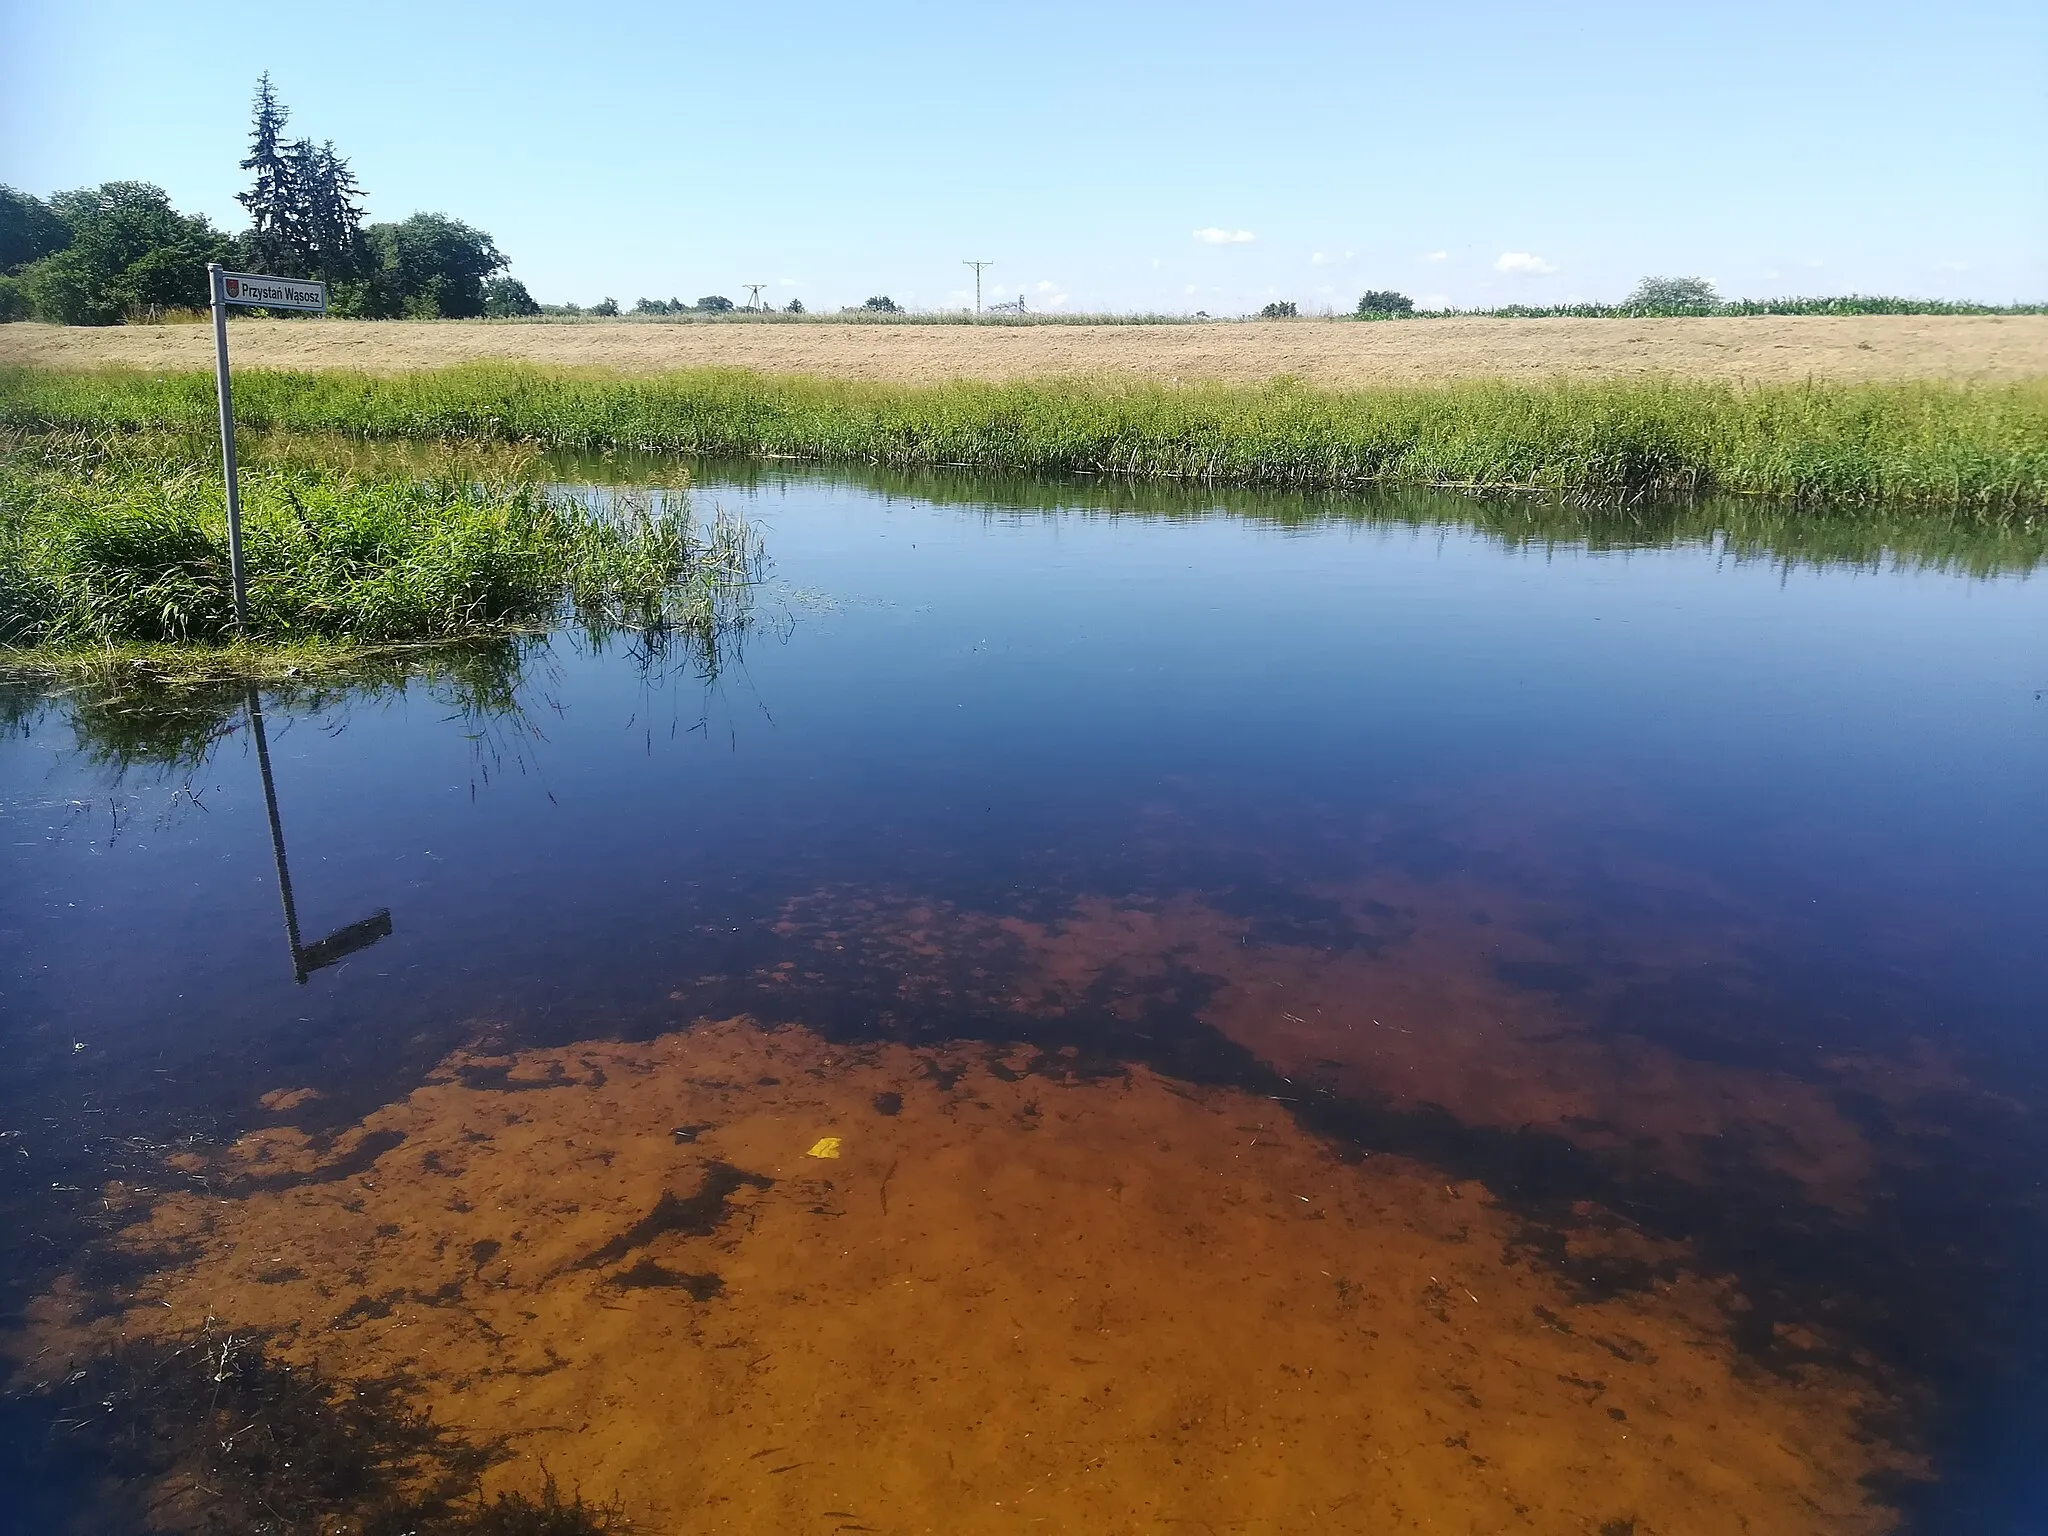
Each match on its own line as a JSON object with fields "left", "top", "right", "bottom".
{"left": 1423, "top": 250, "right": 1448, "bottom": 263}
{"left": 1940, "top": 260, "right": 1968, "bottom": 272}
{"left": 776, "top": 277, "right": 803, "bottom": 286}
{"left": 1494, "top": 251, "right": 1557, "bottom": 274}
{"left": 1193, "top": 227, "right": 1255, "bottom": 244}
{"left": 1184, "top": 283, "right": 1198, "bottom": 294}
{"left": 1310, "top": 250, "right": 1354, "bottom": 266}
{"left": 1419, "top": 293, "right": 1452, "bottom": 310}
{"left": 1035, "top": 280, "right": 1057, "bottom": 292}
{"left": 1150, "top": 257, "right": 1162, "bottom": 270}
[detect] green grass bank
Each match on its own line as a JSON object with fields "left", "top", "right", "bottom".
{"left": 4, "top": 365, "right": 2046, "bottom": 514}
{"left": 0, "top": 427, "right": 755, "bottom": 655}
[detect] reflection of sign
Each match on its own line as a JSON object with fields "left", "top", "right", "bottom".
{"left": 216, "top": 271, "right": 327, "bottom": 311}
{"left": 297, "top": 909, "right": 394, "bottom": 978}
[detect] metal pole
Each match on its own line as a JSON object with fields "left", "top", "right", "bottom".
{"left": 209, "top": 263, "right": 249, "bottom": 633}
{"left": 963, "top": 260, "right": 992, "bottom": 316}
{"left": 246, "top": 683, "right": 309, "bottom": 982}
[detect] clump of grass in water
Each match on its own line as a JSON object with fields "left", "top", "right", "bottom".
{"left": 0, "top": 427, "right": 760, "bottom": 652}
{"left": 557, "top": 484, "right": 763, "bottom": 640}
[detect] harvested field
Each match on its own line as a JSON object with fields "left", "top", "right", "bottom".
{"left": 4, "top": 314, "right": 2046, "bottom": 384}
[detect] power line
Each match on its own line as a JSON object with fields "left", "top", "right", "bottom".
{"left": 962, "top": 260, "right": 993, "bottom": 315}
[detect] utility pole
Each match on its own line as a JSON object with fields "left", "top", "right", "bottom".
{"left": 743, "top": 283, "right": 767, "bottom": 312}
{"left": 963, "top": 260, "right": 993, "bottom": 315}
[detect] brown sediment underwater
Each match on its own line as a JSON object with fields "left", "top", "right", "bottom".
{"left": 23, "top": 1019, "right": 1917, "bottom": 1534}
{"left": 1003, "top": 889, "right": 1888, "bottom": 1208}
{"left": 768, "top": 871, "right": 1990, "bottom": 1220}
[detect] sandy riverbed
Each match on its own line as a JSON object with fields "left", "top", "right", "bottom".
{"left": 22, "top": 1008, "right": 1915, "bottom": 1534}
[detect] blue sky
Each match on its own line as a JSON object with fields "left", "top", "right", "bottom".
{"left": 4, "top": 0, "right": 2043, "bottom": 312}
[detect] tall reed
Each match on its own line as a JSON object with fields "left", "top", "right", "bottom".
{"left": 4, "top": 366, "right": 2042, "bottom": 514}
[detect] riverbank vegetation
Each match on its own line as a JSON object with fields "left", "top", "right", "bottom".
{"left": 5, "top": 364, "right": 2043, "bottom": 514}
{"left": 0, "top": 426, "right": 761, "bottom": 659}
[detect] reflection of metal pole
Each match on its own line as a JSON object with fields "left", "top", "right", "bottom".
{"left": 246, "top": 684, "right": 307, "bottom": 981}
{"left": 209, "top": 263, "right": 249, "bottom": 633}
{"left": 245, "top": 684, "right": 393, "bottom": 985}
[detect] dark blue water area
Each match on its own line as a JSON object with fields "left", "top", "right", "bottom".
{"left": 2, "top": 473, "right": 2045, "bottom": 1529}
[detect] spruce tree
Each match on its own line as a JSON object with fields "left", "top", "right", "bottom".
{"left": 287, "top": 138, "right": 366, "bottom": 283}
{"left": 316, "top": 143, "right": 367, "bottom": 280}
{"left": 237, "top": 73, "right": 297, "bottom": 273}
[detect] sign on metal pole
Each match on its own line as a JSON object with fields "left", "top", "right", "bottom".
{"left": 207, "top": 264, "right": 327, "bottom": 632}
{"left": 217, "top": 272, "right": 328, "bottom": 312}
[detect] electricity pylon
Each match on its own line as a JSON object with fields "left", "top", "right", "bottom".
{"left": 963, "top": 260, "right": 994, "bottom": 315}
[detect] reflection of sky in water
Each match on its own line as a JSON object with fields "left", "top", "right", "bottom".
{"left": 2, "top": 477, "right": 2045, "bottom": 1528}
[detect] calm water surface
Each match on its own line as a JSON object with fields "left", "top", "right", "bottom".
{"left": 2, "top": 472, "right": 2044, "bottom": 1534}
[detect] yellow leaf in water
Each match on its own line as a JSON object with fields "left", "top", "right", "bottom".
{"left": 806, "top": 1136, "right": 843, "bottom": 1159}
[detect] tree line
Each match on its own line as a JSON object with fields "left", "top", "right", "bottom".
{"left": 0, "top": 75, "right": 537, "bottom": 325}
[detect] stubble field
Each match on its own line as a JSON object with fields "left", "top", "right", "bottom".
{"left": 4, "top": 314, "right": 2046, "bottom": 383}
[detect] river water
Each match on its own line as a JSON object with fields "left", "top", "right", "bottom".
{"left": 2, "top": 469, "right": 2044, "bottom": 1534}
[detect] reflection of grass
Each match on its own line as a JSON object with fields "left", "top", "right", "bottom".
{"left": 5, "top": 363, "right": 2046, "bottom": 512}
{"left": 8, "top": 1322, "right": 622, "bottom": 1534}
{"left": 910, "top": 463, "right": 2048, "bottom": 576}
{"left": 0, "top": 427, "right": 760, "bottom": 654}
{"left": 5, "top": 554, "right": 766, "bottom": 775}
{"left": 601, "top": 456, "right": 2048, "bottom": 578}
{"left": 1, "top": 639, "right": 535, "bottom": 773}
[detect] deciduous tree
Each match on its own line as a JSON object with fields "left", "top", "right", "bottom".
{"left": 0, "top": 185, "right": 70, "bottom": 274}
{"left": 15, "top": 182, "right": 230, "bottom": 324}
{"left": 483, "top": 277, "right": 540, "bottom": 317}
{"left": 1356, "top": 290, "right": 1414, "bottom": 317}
{"left": 350, "top": 214, "right": 507, "bottom": 319}
{"left": 1624, "top": 276, "right": 1719, "bottom": 312}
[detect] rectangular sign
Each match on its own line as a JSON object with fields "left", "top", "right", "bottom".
{"left": 215, "top": 271, "right": 328, "bottom": 312}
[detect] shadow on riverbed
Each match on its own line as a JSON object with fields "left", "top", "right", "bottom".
{"left": 0, "top": 1321, "right": 623, "bottom": 1535}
